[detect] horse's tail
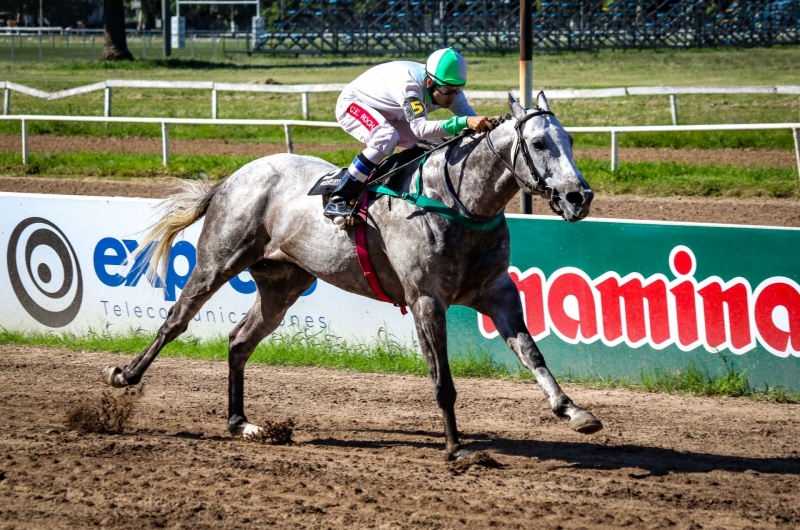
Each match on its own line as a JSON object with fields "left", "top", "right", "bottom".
{"left": 133, "top": 177, "right": 221, "bottom": 281}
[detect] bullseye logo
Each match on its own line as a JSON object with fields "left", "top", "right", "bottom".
{"left": 6, "top": 217, "right": 83, "bottom": 327}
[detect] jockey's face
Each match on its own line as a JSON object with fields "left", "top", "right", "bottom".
{"left": 427, "top": 78, "right": 461, "bottom": 109}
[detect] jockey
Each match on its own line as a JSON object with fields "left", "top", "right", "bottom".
{"left": 324, "top": 47, "right": 496, "bottom": 220}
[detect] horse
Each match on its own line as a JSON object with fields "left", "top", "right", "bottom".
{"left": 102, "top": 92, "right": 602, "bottom": 461}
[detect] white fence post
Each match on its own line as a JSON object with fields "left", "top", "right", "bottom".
{"left": 104, "top": 87, "right": 112, "bottom": 117}
{"left": 793, "top": 128, "right": 800, "bottom": 182}
{"left": 162, "top": 122, "right": 170, "bottom": 166}
{"left": 670, "top": 94, "right": 679, "bottom": 126}
{"left": 21, "top": 119, "right": 28, "bottom": 165}
{"left": 611, "top": 130, "right": 619, "bottom": 171}
{"left": 3, "top": 88, "right": 10, "bottom": 115}
{"left": 284, "top": 124, "right": 293, "bottom": 153}
{"left": 211, "top": 88, "right": 218, "bottom": 119}
{"left": 301, "top": 92, "right": 309, "bottom": 120}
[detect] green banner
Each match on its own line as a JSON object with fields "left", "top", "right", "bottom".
{"left": 447, "top": 216, "right": 800, "bottom": 392}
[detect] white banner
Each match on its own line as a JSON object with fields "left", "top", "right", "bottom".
{"left": 0, "top": 193, "right": 416, "bottom": 345}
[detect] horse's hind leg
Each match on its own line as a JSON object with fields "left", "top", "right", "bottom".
{"left": 474, "top": 275, "right": 603, "bottom": 434}
{"left": 225, "top": 260, "right": 316, "bottom": 439}
{"left": 102, "top": 260, "right": 238, "bottom": 387}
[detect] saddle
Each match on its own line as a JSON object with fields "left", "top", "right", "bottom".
{"left": 307, "top": 145, "right": 428, "bottom": 209}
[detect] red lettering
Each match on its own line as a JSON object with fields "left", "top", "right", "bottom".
{"left": 480, "top": 313, "right": 497, "bottom": 336}
{"left": 478, "top": 269, "right": 546, "bottom": 339}
{"left": 755, "top": 282, "right": 800, "bottom": 354}
{"left": 347, "top": 103, "right": 378, "bottom": 131}
{"left": 548, "top": 272, "right": 597, "bottom": 341}
{"left": 698, "top": 281, "right": 751, "bottom": 351}
{"left": 511, "top": 270, "right": 546, "bottom": 337}
{"left": 596, "top": 276, "right": 670, "bottom": 345}
{"left": 670, "top": 281, "right": 699, "bottom": 348}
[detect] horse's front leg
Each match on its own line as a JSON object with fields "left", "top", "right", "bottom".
{"left": 410, "top": 294, "right": 472, "bottom": 461}
{"left": 475, "top": 275, "right": 603, "bottom": 434}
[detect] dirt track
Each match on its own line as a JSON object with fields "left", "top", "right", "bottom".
{"left": 0, "top": 345, "right": 798, "bottom": 529}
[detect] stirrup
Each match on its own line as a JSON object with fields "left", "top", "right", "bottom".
{"left": 323, "top": 198, "right": 358, "bottom": 220}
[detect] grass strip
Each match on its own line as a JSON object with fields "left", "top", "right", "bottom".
{"left": 582, "top": 159, "right": 800, "bottom": 199}
{"left": 3, "top": 151, "right": 798, "bottom": 199}
{"left": 1, "top": 328, "right": 795, "bottom": 403}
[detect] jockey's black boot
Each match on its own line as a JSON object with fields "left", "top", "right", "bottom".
{"left": 324, "top": 172, "right": 364, "bottom": 220}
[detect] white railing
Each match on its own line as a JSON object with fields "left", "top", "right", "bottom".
{"left": 2, "top": 80, "right": 800, "bottom": 124}
{"left": 1, "top": 114, "right": 798, "bottom": 180}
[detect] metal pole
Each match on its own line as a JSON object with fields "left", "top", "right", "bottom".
{"left": 301, "top": 92, "right": 309, "bottom": 120}
{"left": 21, "top": 119, "right": 29, "bottom": 165}
{"left": 211, "top": 88, "right": 218, "bottom": 119}
{"left": 519, "top": 0, "right": 533, "bottom": 109}
{"left": 284, "top": 124, "right": 294, "bottom": 153}
{"left": 611, "top": 131, "right": 619, "bottom": 172}
{"left": 38, "top": 32, "right": 42, "bottom": 61}
{"left": 142, "top": 34, "right": 146, "bottom": 58}
{"left": 670, "top": 94, "right": 679, "bottom": 126}
{"left": 519, "top": 0, "right": 533, "bottom": 214}
{"left": 212, "top": 32, "right": 216, "bottom": 57}
{"left": 793, "top": 128, "right": 800, "bottom": 182}
{"left": 10, "top": 32, "right": 13, "bottom": 62}
{"left": 162, "top": 122, "right": 170, "bottom": 166}
{"left": 162, "top": 0, "right": 171, "bottom": 57}
{"left": 65, "top": 33, "right": 69, "bottom": 59}
{"left": 3, "top": 88, "right": 10, "bottom": 115}
{"left": 191, "top": 33, "right": 194, "bottom": 57}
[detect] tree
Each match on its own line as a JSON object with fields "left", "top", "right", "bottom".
{"left": 100, "top": 0, "right": 133, "bottom": 61}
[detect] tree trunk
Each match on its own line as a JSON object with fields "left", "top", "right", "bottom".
{"left": 100, "top": 0, "right": 134, "bottom": 61}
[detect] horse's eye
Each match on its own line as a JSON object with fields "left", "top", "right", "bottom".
{"left": 531, "top": 139, "right": 545, "bottom": 150}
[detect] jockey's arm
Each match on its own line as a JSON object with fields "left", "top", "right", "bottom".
{"left": 406, "top": 93, "right": 493, "bottom": 139}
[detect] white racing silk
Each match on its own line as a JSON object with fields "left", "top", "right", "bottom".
{"left": 335, "top": 61, "right": 477, "bottom": 163}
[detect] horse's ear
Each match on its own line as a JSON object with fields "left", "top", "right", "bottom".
{"left": 536, "top": 90, "right": 551, "bottom": 112}
{"left": 508, "top": 93, "right": 526, "bottom": 119}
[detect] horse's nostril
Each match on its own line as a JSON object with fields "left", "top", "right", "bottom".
{"left": 566, "top": 191, "right": 584, "bottom": 206}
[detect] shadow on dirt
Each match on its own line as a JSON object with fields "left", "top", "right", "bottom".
{"left": 308, "top": 431, "right": 800, "bottom": 477}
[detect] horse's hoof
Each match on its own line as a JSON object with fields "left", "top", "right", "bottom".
{"left": 446, "top": 445, "right": 475, "bottom": 461}
{"left": 569, "top": 411, "right": 603, "bottom": 434}
{"left": 333, "top": 216, "right": 346, "bottom": 227}
{"left": 237, "top": 422, "right": 264, "bottom": 441}
{"left": 102, "top": 366, "right": 128, "bottom": 388}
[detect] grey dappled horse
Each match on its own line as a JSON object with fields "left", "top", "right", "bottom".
{"left": 103, "top": 93, "right": 602, "bottom": 460}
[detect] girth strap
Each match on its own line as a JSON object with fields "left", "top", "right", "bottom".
{"left": 367, "top": 156, "right": 505, "bottom": 232}
{"left": 354, "top": 192, "right": 408, "bottom": 315}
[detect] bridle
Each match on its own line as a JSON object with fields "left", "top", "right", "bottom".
{"left": 484, "top": 108, "right": 567, "bottom": 219}
{"left": 362, "top": 106, "right": 569, "bottom": 224}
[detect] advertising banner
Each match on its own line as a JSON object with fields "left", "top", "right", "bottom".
{"left": 447, "top": 215, "right": 800, "bottom": 392}
{"left": 0, "top": 193, "right": 417, "bottom": 345}
{"left": 2, "top": 192, "right": 799, "bottom": 392}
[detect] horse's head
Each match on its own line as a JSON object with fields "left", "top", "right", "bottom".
{"left": 507, "top": 92, "right": 593, "bottom": 222}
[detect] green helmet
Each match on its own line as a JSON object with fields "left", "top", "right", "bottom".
{"left": 425, "top": 47, "right": 467, "bottom": 86}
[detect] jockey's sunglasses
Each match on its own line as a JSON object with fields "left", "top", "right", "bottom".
{"left": 434, "top": 83, "right": 463, "bottom": 96}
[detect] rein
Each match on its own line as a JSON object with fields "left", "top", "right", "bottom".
{"left": 364, "top": 107, "right": 566, "bottom": 228}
